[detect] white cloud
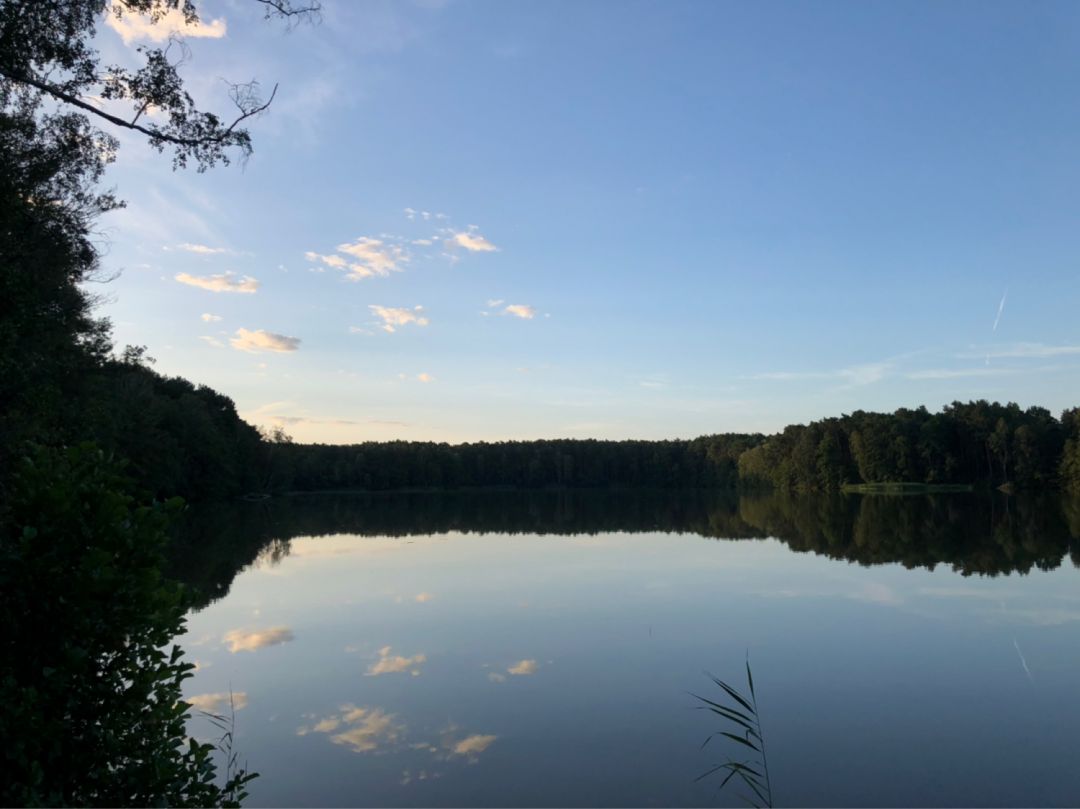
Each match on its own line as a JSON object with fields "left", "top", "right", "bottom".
{"left": 198, "top": 335, "right": 224, "bottom": 348}
{"left": 174, "top": 243, "right": 231, "bottom": 255}
{"left": 369, "top": 305, "right": 429, "bottom": 333}
{"left": 507, "top": 659, "right": 538, "bottom": 676}
{"left": 201, "top": 313, "right": 222, "bottom": 322}
{"left": 504, "top": 304, "right": 536, "bottom": 320}
{"left": 366, "top": 646, "right": 426, "bottom": 676}
{"left": 416, "top": 372, "right": 433, "bottom": 383}
{"left": 487, "top": 672, "right": 507, "bottom": 683}
{"left": 450, "top": 231, "right": 498, "bottom": 252}
{"left": 106, "top": 5, "right": 227, "bottom": 44}
{"left": 412, "top": 238, "right": 433, "bottom": 246}
{"left": 486, "top": 299, "right": 505, "bottom": 308}
{"left": 230, "top": 328, "right": 301, "bottom": 354}
{"left": 175, "top": 272, "right": 259, "bottom": 294}
{"left": 223, "top": 626, "right": 295, "bottom": 653}
{"left": 186, "top": 692, "right": 248, "bottom": 714}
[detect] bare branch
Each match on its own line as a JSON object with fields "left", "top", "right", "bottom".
{"left": 253, "top": 0, "right": 322, "bottom": 22}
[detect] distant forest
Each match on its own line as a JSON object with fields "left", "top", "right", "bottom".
{"left": 11, "top": 347, "right": 1078, "bottom": 500}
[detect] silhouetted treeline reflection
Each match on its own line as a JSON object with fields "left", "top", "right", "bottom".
{"left": 172, "top": 490, "right": 1080, "bottom": 608}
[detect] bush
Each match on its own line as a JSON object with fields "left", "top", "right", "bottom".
{"left": 0, "top": 444, "right": 255, "bottom": 806}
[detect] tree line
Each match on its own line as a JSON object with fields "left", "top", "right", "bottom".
{"left": 258, "top": 401, "right": 1080, "bottom": 496}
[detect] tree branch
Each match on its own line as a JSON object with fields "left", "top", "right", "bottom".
{"left": 0, "top": 67, "right": 277, "bottom": 148}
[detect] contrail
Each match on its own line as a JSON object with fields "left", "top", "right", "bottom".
{"left": 1013, "top": 638, "right": 1034, "bottom": 684}
{"left": 992, "top": 290, "right": 1008, "bottom": 332}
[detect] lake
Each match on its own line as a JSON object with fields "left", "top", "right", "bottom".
{"left": 174, "top": 490, "right": 1080, "bottom": 807}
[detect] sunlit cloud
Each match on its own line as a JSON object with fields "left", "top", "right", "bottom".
{"left": 106, "top": 5, "right": 227, "bottom": 44}
{"left": 507, "top": 659, "right": 538, "bottom": 676}
{"left": 450, "top": 230, "right": 498, "bottom": 252}
{"left": 451, "top": 734, "right": 497, "bottom": 759}
{"left": 370, "top": 305, "right": 429, "bottom": 333}
{"left": 305, "top": 251, "right": 348, "bottom": 269}
{"left": 200, "top": 312, "right": 222, "bottom": 322}
{"left": 175, "top": 272, "right": 259, "bottom": 294}
{"left": 415, "top": 592, "right": 434, "bottom": 603}
{"left": 223, "top": 626, "right": 295, "bottom": 653}
{"left": 230, "top": 328, "right": 301, "bottom": 354}
{"left": 298, "top": 704, "right": 405, "bottom": 753}
{"left": 186, "top": 692, "right": 248, "bottom": 713}
{"left": 305, "top": 237, "right": 408, "bottom": 280}
{"left": 337, "top": 238, "right": 407, "bottom": 279}
{"left": 487, "top": 672, "right": 507, "bottom": 683}
{"left": 366, "top": 646, "right": 427, "bottom": 676}
{"left": 416, "top": 373, "right": 433, "bottom": 383}
{"left": 504, "top": 304, "right": 535, "bottom": 319}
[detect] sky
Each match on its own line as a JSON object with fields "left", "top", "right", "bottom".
{"left": 94, "top": 0, "right": 1080, "bottom": 444}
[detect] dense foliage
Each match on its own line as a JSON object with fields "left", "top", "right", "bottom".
{"left": 248, "top": 402, "right": 1080, "bottom": 496}
{"left": 738, "top": 402, "right": 1074, "bottom": 492}
{"left": 0, "top": 445, "right": 254, "bottom": 806}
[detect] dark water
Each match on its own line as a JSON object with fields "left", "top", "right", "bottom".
{"left": 174, "top": 490, "right": 1080, "bottom": 807}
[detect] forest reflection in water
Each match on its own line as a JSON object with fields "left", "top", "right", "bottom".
{"left": 172, "top": 489, "right": 1080, "bottom": 610}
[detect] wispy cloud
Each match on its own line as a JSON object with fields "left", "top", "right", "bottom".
{"left": 201, "top": 312, "right": 222, "bottom": 322}
{"left": 172, "top": 243, "right": 232, "bottom": 256}
{"left": 993, "top": 290, "right": 1008, "bottom": 332}
{"left": 366, "top": 646, "right": 426, "bottom": 676}
{"left": 753, "top": 362, "right": 889, "bottom": 386}
{"left": 230, "top": 328, "right": 301, "bottom": 353}
{"left": 223, "top": 626, "right": 295, "bottom": 653}
{"left": 107, "top": 6, "right": 227, "bottom": 44}
{"left": 198, "top": 335, "right": 225, "bottom": 348}
{"left": 906, "top": 368, "right": 1016, "bottom": 380}
{"left": 963, "top": 343, "right": 1080, "bottom": 359}
{"left": 415, "top": 592, "right": 434, "bottom": 603}
{"left": 186, "top": 692, "right": 248, "bottom": 713}
{"left": 305, "top": 251, "right": 348, "bottom": 269}
{"left": 370, "top": 305, "right": 429, "bottom": 333}
{"left": 175, "top": 272, "right": 259, "bottom": 294}
{"left": 416, "top": 372, "right": 434, "bottom": 383}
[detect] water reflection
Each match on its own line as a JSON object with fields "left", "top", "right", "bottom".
{"left": 171, "top": 490, "right": 1080, "bottom": 608}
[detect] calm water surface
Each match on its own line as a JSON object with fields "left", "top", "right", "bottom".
{"left": 175, "top": 491, "right": 1080, "bottom": 807}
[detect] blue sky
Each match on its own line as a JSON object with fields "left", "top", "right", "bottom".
{"left": 96, "top": 0, "right": 1080, "bottom": 443}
